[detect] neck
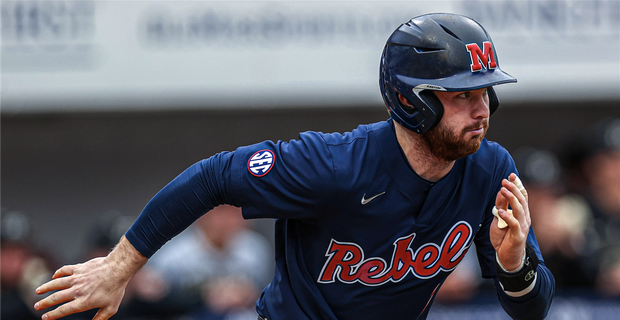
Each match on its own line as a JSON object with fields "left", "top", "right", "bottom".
{"left": 394, "top": 121, "right": 454, "bottom": 182}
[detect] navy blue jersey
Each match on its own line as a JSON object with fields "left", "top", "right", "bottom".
{"left": 126, "top": 120, "right": 554, "bottom": 320}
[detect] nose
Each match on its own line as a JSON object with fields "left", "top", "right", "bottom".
{"left": 472, "top": 89, "right": 490, "bottom": 119}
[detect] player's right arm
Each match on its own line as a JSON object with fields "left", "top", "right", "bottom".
{"left": 34, "top": 151, "right": 237, "bottom": 320}
{"left": 34, "top": 134, "right": 333, "bottom": 320}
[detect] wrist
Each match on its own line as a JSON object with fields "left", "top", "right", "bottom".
{"left": 495, "top": 243, "right": 540, "bottom": 297}
{"left": 496, "top": 248, "right": 526, "bottom": 273}
{"left": 107, "top": 236, "right": 148, "bottom": 280}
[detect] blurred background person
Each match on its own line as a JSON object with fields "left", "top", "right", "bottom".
{"left": 62, "top": 206, "right": 273, "bottom": 320}
{"left": 125, "top": 205, "right": 273, "bottom": 320}
{"left": 1, "top": 210, "right": 53, "bottom": 320}
{"left": 513, "top": 147, "right": 594, "bottom": 290}
{"left": 558, "top": 118, "right": 620, "bottom": 297}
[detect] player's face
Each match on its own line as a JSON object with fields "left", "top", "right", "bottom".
{"left": 423, "top": 88, "right": 490, "bottom": 161}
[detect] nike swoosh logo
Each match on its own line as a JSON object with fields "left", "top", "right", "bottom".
{"left": 361, "top": 192, "right": 386, "bottom": 205}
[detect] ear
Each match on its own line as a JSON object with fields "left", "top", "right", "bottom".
{"left": 397, "top": 93, "right": 419, "bottom": 115}
{"left": 397, "top": 93, "right": 412, "bottom": 107}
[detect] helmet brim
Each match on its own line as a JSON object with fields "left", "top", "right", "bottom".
{"left": 396, "top": 68, "right": 517, "bottom": 92}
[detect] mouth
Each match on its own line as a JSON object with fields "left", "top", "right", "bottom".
{"left": 464, "top": 121, "right": 488, "bottom": 136}
{"left": 468, "top": 127, "right": 484, "bottom": 135}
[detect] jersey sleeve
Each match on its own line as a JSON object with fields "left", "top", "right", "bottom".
{"left": 229, "top": 131, "right": 338, "bottom": 221}
{"left": 474, "top": 143, "right": 555, "bottom": 320}
{"left": 125, "top": 151, "right": 238, "bottom": 258}
{"left": 125, "top": 131, "right": 337, "bottom": 258}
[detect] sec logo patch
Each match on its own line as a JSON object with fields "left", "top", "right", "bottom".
{"left": 247, "top": 150, "right": 275, "bottom": 177}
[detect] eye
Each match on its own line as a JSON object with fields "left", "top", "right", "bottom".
{"left": 457, "top": 92, "right": 470, "bottom": 99}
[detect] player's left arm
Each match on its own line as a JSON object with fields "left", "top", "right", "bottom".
{"left": 489, "top": 173, "right": 555, "bottom": 319}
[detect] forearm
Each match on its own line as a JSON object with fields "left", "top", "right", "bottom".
{"left": 126, "top": 152, "right": 236, "bottom": 258}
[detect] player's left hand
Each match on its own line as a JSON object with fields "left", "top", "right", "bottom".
{"left": 490, "top": 173, "right": 530, "bottom": 271}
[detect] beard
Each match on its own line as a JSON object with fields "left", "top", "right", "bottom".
{"left": 421, "top": 119, "right": 488, "bottom": 162}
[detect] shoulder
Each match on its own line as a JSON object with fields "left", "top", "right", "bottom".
{"left": 459, "top": 139, "right": 516, "bottom": 189}
{"left": 312, "top": 121, "right": 390, "bottom": 168}
{"left": 235, "top": 121, "right": 387, "bottom": 157}
{"left": 300, "top": 121, "right": 386, "bottom": 147}
{"left": 468, "top": 139, "right": 514, "bottom": 168}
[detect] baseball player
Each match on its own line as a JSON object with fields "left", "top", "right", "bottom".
{"left": 34, "top": 13, "right": 554, "bottom": 320}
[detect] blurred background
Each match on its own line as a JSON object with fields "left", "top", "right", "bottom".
{"left": 2, "top": 0, "right": 619, "bottom": 319}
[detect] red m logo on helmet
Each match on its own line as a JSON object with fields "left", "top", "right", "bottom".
{"left": 466, "top": 41, "right": 497, "bottom": 72}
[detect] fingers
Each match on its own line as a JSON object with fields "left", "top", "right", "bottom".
{"left": 509, "top": 173, "right": 528, "bottom": 199}
{"left": 492, "top": 206, "right": 512, "bottom": 229}
{"left": 34, "top": 264, "right": 86, "bottom": 320}
{"left": 36, "top": 275, "right": 73, "bottom": 295}
{"left": 53, "top": 264, "right": 78, "bottom": 279}
{"left": 40, "top": 300, "right": 88, "bottom": 320}
{"left": 505, "top": 174, "right": 528, "bottom": 212}
{"left": 93, "top": 307, "right": 117, "bottom": 320}
{"left": 35, "top": 286, "right": 113, "bottom": 320}
{"left": 491, "top": 174, "right": 531, "bottom": 268}
{"left": 497, "top": 207, "right": 519, "bottom": 229}
{"left": 34, "top": 289, "right": 74, "bottom": 311}
{"left": 495, "top": 187, "right": 508, "bottom": 211}
{"left": 500, "top": 186, "right": 527, "bottom": 225}
{"left": 33, "top": 255, "right": 128, "bottom": 320}
{"left": 498, "top": 176, "right": 532, "bottom": 236}
{"left": 502, "top": 175, "right": 525, "bottom": 205}
{"left": 493, "top": 173, "right": 531, "bottom": 231}
{"left": 500, "top": 186, "right": 522, "bottom": 211}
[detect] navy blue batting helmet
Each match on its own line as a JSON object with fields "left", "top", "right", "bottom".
{"left": 380, "top": 13, "right": 516, "bottom": 134}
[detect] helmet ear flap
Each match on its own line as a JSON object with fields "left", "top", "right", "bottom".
{"left": 391, "top": 90, "right": 445, "bottom": 134}
{"left": 392, "top": 90, "right": 443, "bottom": 134}
{"left": 488, "top": 86, "right": 500, "bottom": 115}
{"left": 418, "top": 90, "right": 444, "bottom": 130}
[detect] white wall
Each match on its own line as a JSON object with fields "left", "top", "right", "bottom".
{"left": 2, "top": 0, "right": 619, "bottom": 113}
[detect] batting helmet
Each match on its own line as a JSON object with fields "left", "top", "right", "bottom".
{"left": 380, "top": 13, "right": 516, "bottom": 134}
